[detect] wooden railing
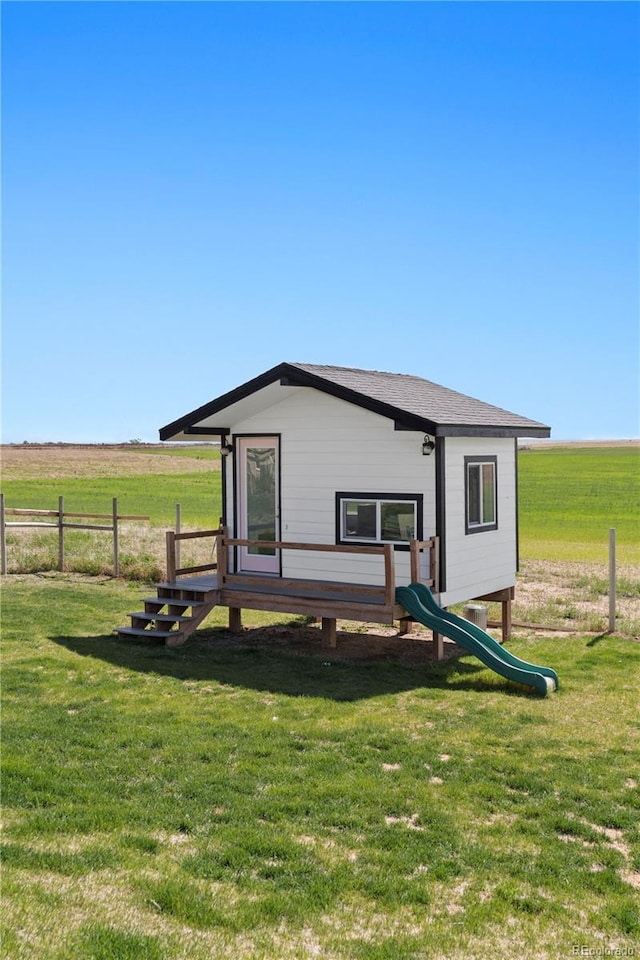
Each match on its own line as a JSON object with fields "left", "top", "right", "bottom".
{"left": 165, "top": 527, "right": 439, "bottom": 601}
{"left": 409, "top": 537, "right": 440, "bottom": 592}
{"left": 165, "top": 528, "right": 223, "bottom": 582}
{"left": 224, "top": 537, "right": 396, "bottom": 607}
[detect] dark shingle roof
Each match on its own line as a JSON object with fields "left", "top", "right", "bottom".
{"left": 287, "top": 363, "right": 550, "bottom": 437}
{"left": 160, "top": 361, "right": 550, "bottom": 439}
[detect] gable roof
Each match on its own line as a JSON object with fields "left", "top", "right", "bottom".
{"left": 159, "top": 362, "right": 551, "bottom": 440}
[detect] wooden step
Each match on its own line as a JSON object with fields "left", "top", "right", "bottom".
{"left": 129, "top": 612, "right": 192, "bottom": 625}
{"left": 141, "top": 597, "right": 208, "bottom": 610}
{"left": 119, "top": 583, "right": 218, "bottom": 647}
{"left": 155, "top": 581, "right": 218, "bottom": 595}
{"left": 117, "top": 627, "right": 179, "bottom": 640}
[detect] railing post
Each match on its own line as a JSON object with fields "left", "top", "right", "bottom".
{"left": 175, "top": 503, "right": 181, "bottom": 572}
{"left": 384, "top": 544, "right": 395, "bottom": 608}
{"left": 431, "top": 536, "right": 440, "bottom": 594}
{"left": 409, "top": 539, "right": 419, "bottom": 583}
{"left": 217, "top": 528, "right": 227, "bottom": 584}
{"left": 166, "top": 530, "right": 176, "bottom": 583}
{"left": 58, "top": 496, "right": 65, "bottom": 571}
{"left": 0, "top": 493, "right": 6, "bottom": 575}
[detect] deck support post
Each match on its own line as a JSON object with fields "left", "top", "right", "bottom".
{"left": 432, "top": 630, "right": 444, "bottom": 661}
{"left": 398, "top": 618, "right": 412, "bottom": 636}
{"left": 383, "top": 545, "right": 395, "bottom": 608}
{"left": 228, "top": 607, "right": 242, "bottom": 633}
{"left": 322, "top": 618, "right": 337, "bottom": 649}
{"left": 471, "top": 588, "right": 515, "bottom": 642}
{"left": 501, "top": 598, "right": 512, "bottom": 642}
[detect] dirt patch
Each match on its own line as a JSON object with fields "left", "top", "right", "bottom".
{"left": 1, "top": 444, "right": 218, "bottom": 480}
{"left": 514, "top": 559, "right": 640, "bottom": 637}
{"left": 194, "top": 556, "right": 640, "bottom": 661}
{"left": 198, "top": 620, "right": 464, "bottom": 663}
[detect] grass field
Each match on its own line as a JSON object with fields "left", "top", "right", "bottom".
{"left": 518, "top": 446, "right": 639, "bottom": 564}
{"left": 1, "top": 443, "right": 640, "bottom": 957}
{"left": 0, "top": 445, "right": 222, "bottom": 529}
{"left": 2, "top": 442, "right": 639, "bottom": 631}
{"left": 2, "top": 577, "right": 639, "bottom": 959}
{"left": 0, "top": 445, "right": 223, "bottom": 581}
{"left": 2, "top": 442, "right": 638, "bottom": 565}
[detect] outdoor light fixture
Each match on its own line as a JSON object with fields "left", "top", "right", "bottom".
{"left": 422, "top": 436, "right": 435, "bottom": 456}
{"left": 220, "top": 440, "right": 234, "bottom": 457}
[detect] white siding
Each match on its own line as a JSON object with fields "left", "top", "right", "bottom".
{"left": 220, "top": 390, "right": 520, "bottom": 601}
{"left": 224, "top": 389, "right": 435, "bottom": 586}
{"left": 440, "top": 437, "right": 517, "bottom": 606}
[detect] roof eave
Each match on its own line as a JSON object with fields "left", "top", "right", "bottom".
{"left": 158, "top": 363, "right": 294, "bottom": 441}
{"left": 436, "top": 423, "right": 551, "bottom": 439}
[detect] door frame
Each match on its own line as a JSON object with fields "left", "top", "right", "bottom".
{"left": 234, "top": 434, "right": 282, "bottom": 575}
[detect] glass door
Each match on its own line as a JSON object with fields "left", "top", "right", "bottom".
{"left": 237, "top": 437, "right": 280, "bottom": 574}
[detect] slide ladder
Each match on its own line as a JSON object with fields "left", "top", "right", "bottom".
{"left": 396, "top": 583, "right": 558, "bottom": 696}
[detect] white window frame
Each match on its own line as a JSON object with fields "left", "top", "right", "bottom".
{"left": 465, "top": 456, "right": 498, "bottom": 534}
{"left": 336, "top": 492, "right": 422, "bottom": 548}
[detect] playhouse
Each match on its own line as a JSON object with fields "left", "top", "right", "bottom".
{"left": 115, "top": 363, "right": 551, "bottom": 651}
{"left": 162, "top": 361, "right": 549, "bottom": 592}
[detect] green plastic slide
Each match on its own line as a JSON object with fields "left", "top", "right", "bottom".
{"left": 396, "top": 583, "right": 558, "bottom": 696}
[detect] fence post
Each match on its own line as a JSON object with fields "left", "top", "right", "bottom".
{"left": 113, "top": 498, "right": 119, "bottom": 577}
{"left": 58, "top": 496, "right": 65, "bottom": 571}
{"left": 0, "top": 493, "right": 6, "bottom": 575}
{"left": 609, "top": 528, "right": 616, "bottom": 633}
{"left": 175, "top": 503, "right": 181, "bottom": 572}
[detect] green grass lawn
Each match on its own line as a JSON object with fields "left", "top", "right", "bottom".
{"left": 2, "top": 577, "right": 639, "bottom": 959}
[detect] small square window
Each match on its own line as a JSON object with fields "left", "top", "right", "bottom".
{"left": 465, "top": 457, "right": 498, "bottom": 533}
{"left": 337, "top": 493, "right": 422, "bottom": 547}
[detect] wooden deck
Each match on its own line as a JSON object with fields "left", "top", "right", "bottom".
{"left": 117, "top": 530, "right": 439, "bottom": 647}
{"left": 176, "top": 571, "right": 405, "bottom": 620}
{"left": 117, "top": 570, "right": 408, "bottom": 647}
{"left": 116, "top": 529, "right": 514, "bottom": 654}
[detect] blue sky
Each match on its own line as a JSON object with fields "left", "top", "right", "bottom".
{"left": 2, "top": 1, "right": 638, "bottom": 443}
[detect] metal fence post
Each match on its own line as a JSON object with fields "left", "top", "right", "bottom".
{"left": 609, "top": 528, "right": 616, "bottom": 633}
{"left": 0, "top": 493, "right": 6, "bottom": 575}
{"left": 58, "top": 496, "right": 65, "bottom": 571}
{"left": 113, "top": 498, "right": 119, "bottom": 577}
